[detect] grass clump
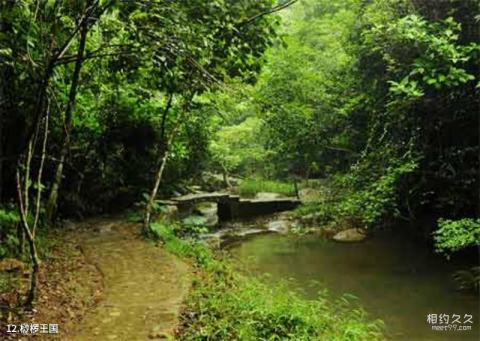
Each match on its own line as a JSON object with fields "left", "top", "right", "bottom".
{"left": 239, "top": 178, "right": 297, "bottom": 198}
{"left": 150, "top": 221, "right": 384, "bottom": 340}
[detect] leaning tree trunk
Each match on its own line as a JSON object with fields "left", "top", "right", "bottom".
{"left": 143, "top": 121, "right": 183, "bottom": 233}
{"left": 46, "top": 20, "right": 88, "bottom": 223}
{"left": 143, "top": 148, "right": 170, "bottom": 232}
{"left": 143, "top": 92, "right": 191, "bottom": 233}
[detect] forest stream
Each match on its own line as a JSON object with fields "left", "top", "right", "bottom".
{"left": 1, "top": 1, "right": 478, "bottom": 340}
{"left": 226, "top": 217, "right": 479, "bottom": 341}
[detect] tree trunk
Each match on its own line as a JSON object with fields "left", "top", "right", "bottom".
{"left": 221, "top": 165, "right": 232, "bottom": 188}
{"left": 143, "top": 108, "right": 185, "bottom": 232}
{"left": 22, "top": 63, "right": 53, "bottom": 160}
{"left": 18, "top": 138, "right": 34, "bottom": 256}
{"left": 46, "top": 19, "right": 89, "bottom": 223}
{"left": 16, "top": 164, "right": 41, "bottom": 308}
{"left": 33, "top": 106, "right": 50, "bottom": 238}
{"left": 143, "top": 149, "right": 170, "bottom": 232}
{"left": 16, "top": 222, "right": 24, "bottom": 257}
{"left": 14, "top": 91, "right": 51, "bottom": 309}
{"left": 143, "top": 92, "right": 176, "bottom": 232}
{"left": 25, "top": 234, "right": 40, "bottom": 307}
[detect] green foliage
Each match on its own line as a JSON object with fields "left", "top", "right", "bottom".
{"left": 434, "top": 218, "right": 480, "bottom": 253}
{"left": 0, "top": 206, "right": 20, "bottom": 225}
{"left": 0, "top": 0, "right": 280, "bottom": 216}
{"left": 335, "top": 158, "right": 418, "bottom": 226}
{"left": 239, "top": 178, "right": 297, "bottom": 198}
{"left": 295, "top": 158, "right": 418, "bottom": 228}
{"left": 152, "top": 223, "right": 384, "bottom": 340}
{"left": 181, "top": 278, "right": 383, "bottom": 340}
{"left": 150, "top": 222, "right": 216, "bottom": 270}
{"left": 254, "top": 0, "right": 359, "bottom": 178}
{"left": 180, "top": 216, "right": 209, "bottom": 237}
{"left": 210, "top": 117, "right": 267, "bottom": 177}
{"left": 353, "top": 0, "right": 479, "bottom": 221}
{"left": 0, "top": 205, "right": 57, "bottom": 260}
{"left": 385, "top": 15, "right": 477, "bottom": 94}
{"left": 0, "top": 206, "right": 20, "bottom": 259}
{"left": 252, "top": 0, "right": 478, "bottom": 239}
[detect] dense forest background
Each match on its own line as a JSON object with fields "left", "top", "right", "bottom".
{"left": 209, "top": 0, "right": 479, "bottom": 250}
{"left": 0, "top": 0, "right": 479, "bottom": 307}
{"left": 211, "top": 1, "right": 480, "bottom": 250}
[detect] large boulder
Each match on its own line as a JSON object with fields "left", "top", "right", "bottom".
{"left": 266, "top": 219, "right": 290, "bottom": 234}
{"left": 332, "top": 228, "right": 367, "bottom": 242}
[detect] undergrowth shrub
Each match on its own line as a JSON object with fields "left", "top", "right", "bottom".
{"left": 294, "top": 159, "right": 417, "bottom": 229}
{"left": 433, "top": 218, "right": 480, "bottom": 294}
{"left": 434, "top": 218, "right": 480, "bottom": 253}
{"left": 0, "top": 205, "right": 20, "bottom": 259}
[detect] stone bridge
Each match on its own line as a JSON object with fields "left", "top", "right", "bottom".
{"left": 169, "top": 192, "right": 300, "bottom": 221}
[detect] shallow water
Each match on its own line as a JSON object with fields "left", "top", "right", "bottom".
{"left": 230, "top": 229, "right": 479, "bottom": 340}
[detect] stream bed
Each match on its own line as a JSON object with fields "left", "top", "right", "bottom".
{"left": 228, "top": 227, "right": 479, "bottom": 340}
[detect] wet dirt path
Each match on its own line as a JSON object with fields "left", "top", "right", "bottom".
{"left": 72, "top": 218, "right": 190, "bottom": 340}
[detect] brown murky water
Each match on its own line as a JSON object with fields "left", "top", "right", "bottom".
{"left": 230, "top": 230, "right": 479, "bottom": 340}
{"left": 72, "top": 219, "right": 190, "bottom": 341}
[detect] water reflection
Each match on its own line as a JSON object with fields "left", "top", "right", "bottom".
{"left": 230, "top": 230, "right": 479, "bottom": 340}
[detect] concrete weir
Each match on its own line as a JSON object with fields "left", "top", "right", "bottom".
{"left": 170, "top": 192, "right": 300, "bottom": 221}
